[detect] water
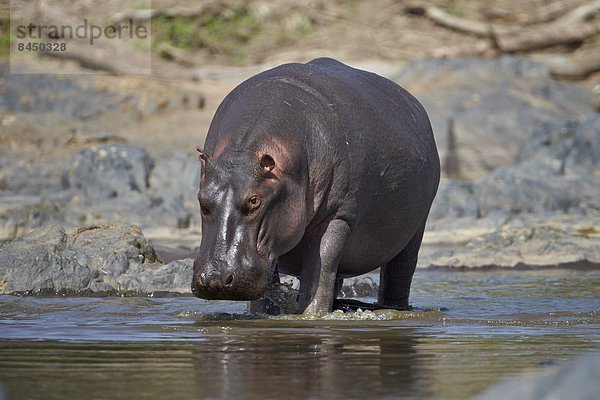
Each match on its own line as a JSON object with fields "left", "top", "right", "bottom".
{"left": 0, "top": 269, "right": 598, "bottom": 400}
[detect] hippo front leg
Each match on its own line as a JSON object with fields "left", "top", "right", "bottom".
{"left": 299, "top": 219, "right": 351, "bottom": 314}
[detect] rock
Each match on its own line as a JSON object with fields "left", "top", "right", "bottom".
{"left": 280, "top": 274, "right": 300, "bottom": 290}
{"left": 428, "top": 116, "right": 600, "bottom": 244}
{"left": 0, "top": 64, "right": 126, "bottom": 121}
{"left": 148, "top": 152, "right": 200, "bottom": 228}
{"left": 0, "top": 224, "right": 194, "bottom": 295}
{"left": 516, "top": 117, "right": 600, "bottom": 175}
{"left": 0, "top": 225, "right": 94, "bottom": 294}
{"left": 0, "top": 222, "right": 383, "bottom": 306}
{"left": 279, "top": 274, "right": 379, "bottom": 299}
{"left": 65, "top": 143, "right": 155, "bottom": 199}
{"left": 474, "top": 160, "right": 596, "bottom": 219}
{"left": 426, "top": 217, "right": 600, "bottom": 269}
{"left": 60, "top": 144, "right": 192, "bottom": 229}
{"left": 0, "top": 156, "right": 61, "bottom": 195}
{"left": 0, "top": 194, "right": 64, "bottom": 242}
{"left": 0, "top": 222, "right": 381, "bottom": 300}
{"left": 0, "top": 152, "right": 69, "bottom": 241}
{"left": 59, "top": 146, "right": 196, "bottom": 230}
{"left": 474, "top": 352, "right": 600, "bottom": 400}
{"left": 116, "top": 258, "right": 194, "bottom": 294}
{"left": 0, "top": 62, "right": 205, "bottom": 130}
{"left": 339, "top": 276, "right": 378, "bottom": 298}
{"left": 428, "top": 180, "right": 479, "bottom": 221}
{"left": 394, "top": 56, "right": 595, "bottom": 179}
{"left": 18, "top": 146, "right": 200, "bottom": 232}
{"left": 149, "top": 152, "right": 200, "bottom": 206}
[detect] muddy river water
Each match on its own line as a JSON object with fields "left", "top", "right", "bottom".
{"left": 0, "top": 268, "right": 598, "bottom": 399}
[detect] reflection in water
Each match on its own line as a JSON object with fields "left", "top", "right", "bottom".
{"left": 1, "top": 329, "right": 598, "bottom": 400}
{"left": 0, "top": 269, "right": 598, "bottom": 399}
{"left": 191, "top": 325, "right": 426, "bottom": 399}
{"left": 0, "top": 329, "right": 428, "bottom": 400}
{"left": 0, "top": 341, "right": 197, "bottom": 400}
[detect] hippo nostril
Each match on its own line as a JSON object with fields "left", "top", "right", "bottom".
{"left": 224, "top": 273, "right": 234, "bottom": 288}
{"left": 198, "top": 273, "right": 208, "bottom": 287}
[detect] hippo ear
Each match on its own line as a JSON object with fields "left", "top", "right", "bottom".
{"left": 259, "top": 154, "right": 275, "bottom": 174}
{"left": 196, "top": 147, "right": 210, "bottom": 166}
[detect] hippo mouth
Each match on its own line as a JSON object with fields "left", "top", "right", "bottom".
{"left": 191, "top": 283, "right": 266, "bottom": 301}
{"left": 191, "top": 238, "right": 273, "bottom": 301}
{"left": 191, "top": 265, "right": 270, "bottom": 301}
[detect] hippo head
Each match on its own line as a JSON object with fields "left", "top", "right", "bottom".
{"left": 191, "top": 146, "right": 307, "bottom": 301}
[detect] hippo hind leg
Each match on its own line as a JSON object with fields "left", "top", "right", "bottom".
{"left": 332, "top": 219, "right": 426, "bottom": 313}
{"left": 378, "top": 220, "right": 427, "bottom": 310}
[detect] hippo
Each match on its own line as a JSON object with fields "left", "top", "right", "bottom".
{"left": 191, "top": 58, "right": 440, "bottom": 314}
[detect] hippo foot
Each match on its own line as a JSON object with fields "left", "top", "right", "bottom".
{"left": 248, "top": 282, "right": 301, "bottom": 316}
{"left": 332, "top": 299, "right": 411, "bottom": 312}
{"left": 248, "top": 297, "right": 285, "bottom": 316}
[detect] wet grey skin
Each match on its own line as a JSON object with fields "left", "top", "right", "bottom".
{"left": 191, "top": 57, "right": 440, "bottom": 314}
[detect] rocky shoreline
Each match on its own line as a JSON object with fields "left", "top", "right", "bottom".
{"left": 1, "top": 56, "right": 599, "bottom": 296}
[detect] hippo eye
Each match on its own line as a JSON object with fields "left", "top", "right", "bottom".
{"left": 200, "top": 205, "right": 211, "bottom": 216}
{"left": 246, "top": 196, "right": 261, "bottom": 215}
